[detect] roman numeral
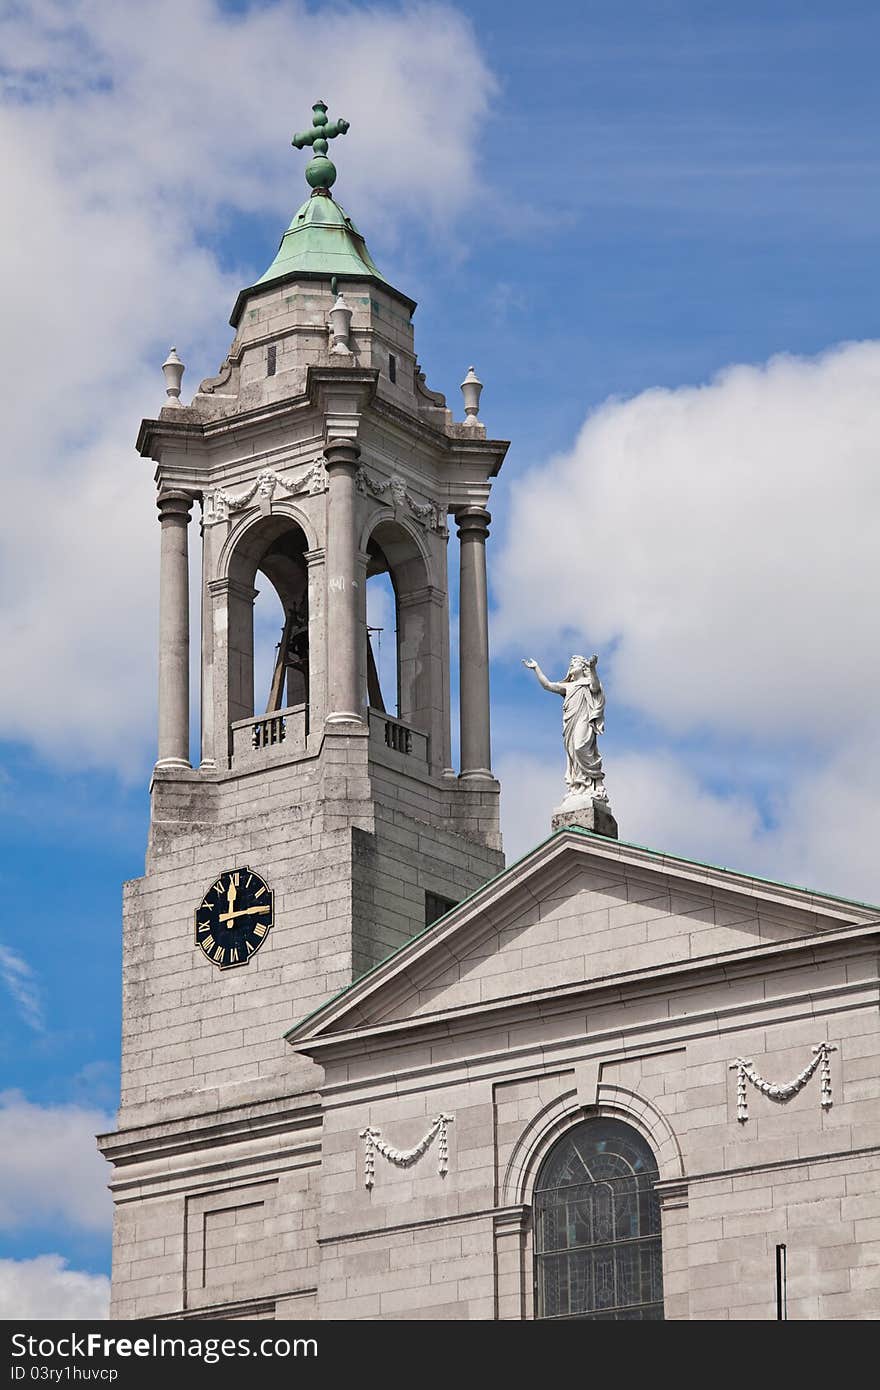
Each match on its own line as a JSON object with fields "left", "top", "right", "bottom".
{"left": 246, "top": 942, "right": 255, "bottom": 954}
{"left": 246, "top": 873, "right": 254, "bottom": 888}
{"left": 253, "top": 921, "right": 269, "bottom": 938}
{"left": 254, "top": 885, "right": 267, "bottom": 899}
{"left": 214, "top": 945, "right": 225, "bottom": 963}
{"left": 202, "top": 934, "right": 215, "bottom": 952}
{"left": 230, "top": 946, "right": 239, "bottom": 963}
{"left": 197, "top": 919, "right": 210, "bottom": 933}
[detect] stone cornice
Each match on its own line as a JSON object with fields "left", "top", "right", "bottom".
{"left": 304, "top": 964, "right": 879, "bottom": 1112}
{"left": 136, "top": 363, "right": 378, "bottom": 462}
{"left": 283, "top": 831, "right": 880, "bottom": 1050}
{"left": 137, "top": 368, "right": 509, "bottom": 483}
{"left": 287, "top": 918, "right": 880, "bottom": 1062}
{"left": 159, "top": 1290, "right": 317, "bottom": 1321}
{"left": 97, "top": 1095, "right": 322, "bottom": 1167}
{"left": 229, "top": 266, "right": 418, "bottom": 327}
{"left": 367, "top": 392, "right": 509, "bottom": 471}
{"left": 137, "top": 392, "right": 320, "bottom": 462}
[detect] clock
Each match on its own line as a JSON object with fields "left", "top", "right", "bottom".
{"left": 195, "top": 866, "right": 274, "bottom": 970}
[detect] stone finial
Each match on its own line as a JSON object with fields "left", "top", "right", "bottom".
{"left": 460, "top": 366, "right": 483, "bottom": 427}
{"left": 162, "top": 347, "right": 185, "bottom": 408}
{"left": 328, "top": 291, "right": 353, "bottom": 355}
{"left": 292, "top": 100, "right": 350, "bottom": 194}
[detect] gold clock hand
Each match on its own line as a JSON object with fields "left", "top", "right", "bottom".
{"left": 226, "top": 874, "right": 237, "bottom": 918}
{"left": 218, "top": 904, "right": 272, "bottom": 923}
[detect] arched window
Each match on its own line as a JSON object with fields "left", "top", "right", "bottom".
{"left": 226, "top": 515, "right": 310, "bottom": 723}
{"left": 534, "top": 1118, "right": 664, "bottom": 1321}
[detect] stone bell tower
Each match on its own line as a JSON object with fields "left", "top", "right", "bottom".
{"left": 99, "top": 104, "right": 507, "bottom": 1319}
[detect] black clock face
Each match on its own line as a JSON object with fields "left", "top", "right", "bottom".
{"left": 195, "top": 867, "right": 273, "bottom": 970}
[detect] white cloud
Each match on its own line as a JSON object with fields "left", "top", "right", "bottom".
{"left": 0, "top": 1092, "right": 113, "bottom": 1233}
{"left": 498, "top": 749, "right": 761, "bottom": 866}
{"left": 0, "top": 946, "right": 44, "bottom": 1031}
{"left": 0, "top": 1255, "right": 109, "bottom": 1320}
{"left": 495, "top": 341, "right": 880, "bottom": 740}
{"left": 494, "top": 341, "right": 880, "bottom": 902}
{"left": 498, "top": 741, "right": 880, "bottom": 906}
{"left": 0, "top": 0, "right": 495, "bottom": 773}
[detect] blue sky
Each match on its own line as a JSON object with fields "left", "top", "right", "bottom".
{"left": 1, "top": 0, "right": 879, "bottom": 1315}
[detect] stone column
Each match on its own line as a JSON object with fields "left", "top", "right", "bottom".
{"left": 156, "top": 489, "right": 192, "bottom": 768}
{"left": 456, "top": 505, "right": 492, "bottom": 779}
{"left": 324, "top": 437, "right": 363, "bottom": 724}
{"left": 199, "top": 507, "right": 219, "bottom": 769}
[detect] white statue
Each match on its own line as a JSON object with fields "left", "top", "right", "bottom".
{"left": 522, "top": 654, "right": 609, "bottom": 804}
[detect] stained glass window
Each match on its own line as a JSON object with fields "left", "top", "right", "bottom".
{"left": 534, "top": 1118, "right": 664, "bottom": 1320}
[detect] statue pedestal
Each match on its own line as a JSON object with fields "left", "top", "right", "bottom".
{"left": 552, "top": 795, "right": 618, "bottom": 840}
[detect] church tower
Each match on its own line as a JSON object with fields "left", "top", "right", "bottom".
{"left": 99, "top": 105, "right": 507, "bottom": 1318}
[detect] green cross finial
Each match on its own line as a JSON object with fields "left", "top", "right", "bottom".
{"left": 292, "top": 100, "right": 350, "bottom": 193}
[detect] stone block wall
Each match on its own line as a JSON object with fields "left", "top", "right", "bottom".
{"left": 120, "top": 731, "right": 500, "bottom": 1128}
{"left": 307, "top": 921, "right": 880, "bottom": 1320}
{"left": 105, "top": 728, "right": 502, "bottom": 1321}
{"left": 100, "top": 1100, "right": 322, "bottom": 1321}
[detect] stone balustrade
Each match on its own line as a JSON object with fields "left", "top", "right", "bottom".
{"left": 231, "top": 704, "right": 308, "bottom": 767}
{"left": 368, "top": 709, "right": 428, "bottom": 764}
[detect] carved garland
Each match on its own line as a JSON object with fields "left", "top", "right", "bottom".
{"left": 205, "top": 461, "right": 327, "bottom": 522}
{"left": 729, "top": 1042, "right": 837, "bottom": 1122}
{"left": 360, "top": 1113, "right": 453, "bottom": 1189}
{"left": 355, "top": 467, "right": 446, "bottom": 534}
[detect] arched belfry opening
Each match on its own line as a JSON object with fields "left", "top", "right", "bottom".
{"left": 218, "top": 511, "right": 313, "bottom": 763}
{"left": 362, "top": 518, "right": 443, "bottom": 756}
{"left": 364, "top": 553, "right": 398, "bottom": 717}
{"left": 255, "top": 529, "right": 310, "bottom": 714}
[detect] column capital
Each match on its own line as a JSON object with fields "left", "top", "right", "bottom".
{"left": 493, "top": 1204, "right": 531, "bottom": 1237}
{"left": 207, "top": 577, "right": 259, "bottom": 604}
{"left": 324, "top": 437, "right": 361, "bottom": 473}
{"left": 454, "top": 505, "right": 491, "bottom": 539}
{"left": 157, "top": 489, "right": 194, "bottom": 523}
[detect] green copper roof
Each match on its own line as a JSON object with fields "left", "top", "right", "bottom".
{"left": 256, "top": 191, "right": 388, "bottom": 287}
{"left": 230, "top": 100, "right": 416, "bottom": 326}
{"left": 229, "top": 187, "right": 416, "bottom": 326}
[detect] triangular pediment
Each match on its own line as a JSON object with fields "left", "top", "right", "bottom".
{"left": 287, "top": 830, "right": 879, "bottom": 1045}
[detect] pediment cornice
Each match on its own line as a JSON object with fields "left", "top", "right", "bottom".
{"left": 285, "top": 830, "right": 880, "bottom": 1053}
{"left": 290, "top": 919, "right": 880, "bottom": 1068}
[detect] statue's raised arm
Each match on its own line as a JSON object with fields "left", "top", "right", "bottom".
{"left": 522, "top": 658, "right": 566, "bottom": 695}
{"left": 523, "top": 654, "right": 610, "bottom": 807}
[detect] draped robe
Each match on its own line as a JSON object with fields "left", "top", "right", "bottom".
{"left": 561, "top": 675, "right": 606, "bottom": 796}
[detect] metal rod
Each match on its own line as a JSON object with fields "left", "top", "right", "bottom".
{"left": 776, "top": 1243, "right": 787, "bottom": 1320}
